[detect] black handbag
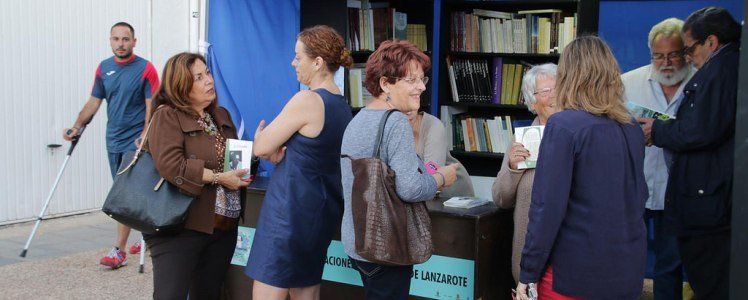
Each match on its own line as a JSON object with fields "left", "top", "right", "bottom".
{"left": 102, "top": 121, "right": 195, "bottom": 235}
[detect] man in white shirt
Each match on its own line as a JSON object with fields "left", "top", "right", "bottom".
{"left": 621, "top": 18, "right": 694, "bottom": 300}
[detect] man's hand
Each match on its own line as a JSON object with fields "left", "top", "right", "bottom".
{"left": 637, "top": 117, "right": 655, "bottom": 146}
{"left": 62, "top": 127, "right": 79, "bottom": 141}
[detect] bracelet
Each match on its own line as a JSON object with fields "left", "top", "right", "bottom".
{"left": 212, "top": 173, "right": 220, "bottom": 185}
{"left": 435, "top": 171, "right": 445, "bottom": 187}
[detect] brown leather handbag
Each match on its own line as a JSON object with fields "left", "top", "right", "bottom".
{"left": 344, "top": 110, "right": 433, "bottom": 266}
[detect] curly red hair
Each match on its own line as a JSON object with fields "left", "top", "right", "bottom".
{"left": 364, "top": 40, "right": 430, "bottom": 97}
{"left": 298, "top": 25, "right": 353, "bottom": 73}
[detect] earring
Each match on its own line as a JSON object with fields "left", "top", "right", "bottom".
{"left": 385, "top": 93, "right": 391, "bottom": 102}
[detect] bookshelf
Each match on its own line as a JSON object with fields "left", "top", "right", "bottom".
{"left": 438, "top": 0, "right": 599, "bottom": 177}
{"left": 301, "top": 0, "right": 436, "bottom": 113}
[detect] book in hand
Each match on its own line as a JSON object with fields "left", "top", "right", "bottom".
{"left": 224, "top": 139, "right": 253, "bottom": 180}
{"left": 514, "top": 125, "right": 544, "bottom": 169}
{"left": 443, "top": 197, "right": 491, "bottom": 209}
{"left": 626, "top": 101, "right": 674, "bottom": 121}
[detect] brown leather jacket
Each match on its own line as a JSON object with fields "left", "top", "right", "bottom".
{"left": 145, "top": 105, "right": 238, "bottom": 234}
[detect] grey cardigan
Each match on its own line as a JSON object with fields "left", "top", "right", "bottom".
{"left": 491, "top": 117, "right": 539, "bottom": 282}
{"left": 416, "top": 113, "right": 475, "bottom": 198}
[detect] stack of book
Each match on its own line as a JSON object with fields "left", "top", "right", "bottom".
{"left": 446, "top": 57, "right": 529, "bottom": 105}
{"left": 447, "top": 114, "right": 532, "bottom": 153}
{"left": 450, "top": 8, "right": 576, "bottom": 54}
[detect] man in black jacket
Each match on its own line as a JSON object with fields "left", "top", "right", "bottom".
{"left": 639, "top": 7, "right": 740, "bottom": 299}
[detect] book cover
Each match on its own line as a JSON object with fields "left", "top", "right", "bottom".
{"left": 444, "top": 196, "right": 491, "bottom": 209}
{"left": 514, "top": 126, "right": 544, "bottom": 169}
{"left": 224, "top": 139, "right": 254, "bottom": 180}
{"left": 393, "top": 11, "right": 407, "bottom": 40}
{"left": 626, "top": 101, "right": 674, "bottom": 121}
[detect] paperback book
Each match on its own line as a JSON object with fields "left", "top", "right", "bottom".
{"left": 514, "top": 125, "right": 544, "bottom": 169}
{"left": 224, "top": 139, "right": 253, "bottom": 180}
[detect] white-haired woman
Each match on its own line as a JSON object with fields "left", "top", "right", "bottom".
{"left": 491, "top": 63, "right": 558, "bottom": 283}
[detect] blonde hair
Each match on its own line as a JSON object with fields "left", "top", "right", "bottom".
{"left": 556, "top": 36, "right": 631, "bottom": 124}
{"left": 648, "top": 18, "right": 684, "bottom": 49}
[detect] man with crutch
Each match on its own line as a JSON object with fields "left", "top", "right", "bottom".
{"left": 62, "top": 22, "right": 159, "bottom": 269}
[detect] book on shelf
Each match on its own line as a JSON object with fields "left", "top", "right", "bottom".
{"left": 626, "top": 101, "right": 674, "bottom": 121}
{"left": 224, "top": 139, "right": 253, "bottom": 180}
{"left": 348, "top": 63, "right": 373, "bottom": 108}
{"left": 447, "top": 57, "right": 528, "bottom": 105}
{"left": 346, "top": 1, "right": 424, "bottom": 52}
{"left": 447, "top": 113, "right": 531, "bottom": 154}
{"left": 450, "top": 9, "right": 576, "bottom": 54}
{"left": 514, "top": 125, "right": 545, "bottom": 169}
{"left": 406, "top": 24, "right": 428, "bottom": 51}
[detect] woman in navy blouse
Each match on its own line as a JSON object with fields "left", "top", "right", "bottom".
{"left": 515, "top": 36, "right": 648, "bottom": 300}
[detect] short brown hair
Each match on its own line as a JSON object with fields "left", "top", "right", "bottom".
{"left": 298, "top": 25, "right": 353, "bottom": 73}
{"left": 556, "top": 36, "right": 631, "bottom": 124}
{"left": 151, "top": 52, "right": 217, "bottom": 117}
{"left": 364, "top": 39, "right": 430, "bottom": 97}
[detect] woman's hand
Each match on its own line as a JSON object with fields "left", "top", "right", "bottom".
{"left": 508, "top": 142, "right": 531, "bottom": 170}
{"left": 253, "top": 119, "right": 266, "bottom": 142}
{"left": 436, "top": 163, "right": 460, "bottom": 187}
{"left": 268, "top": 146, "right": 287, "bottom": 164}
{"left": 219, "top": 169, "right": 251, "bottom": 190}
{"left": 515, "top": 282, "right": 531, "bottom": 300}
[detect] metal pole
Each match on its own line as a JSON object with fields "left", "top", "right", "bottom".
{"left": 20, "top": 128, "right": 84, "bottom": 257}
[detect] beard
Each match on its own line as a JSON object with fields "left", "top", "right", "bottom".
{"left": 113, "top": 48, "right": 133, "bottom": 60}
{"left": 651, "top": 64, "right": 690, "bottom": 86}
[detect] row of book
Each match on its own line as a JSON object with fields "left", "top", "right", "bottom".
{"left": 406, "top": 24, "right": 428, "bottom": 51}
{"left": 347, "top": 0, "right": 407, "bottom": 51}
{"left": 450, "top": 9, "right": 577, "bottom": 54}
{"left": 348, "top": 64, "right": 373, "bottom": 108}
{"left": 449, "top": 114, "right": 532, "bottom": 153}
{"left": 446, "top": 57, "right": 529, "bottom": 105}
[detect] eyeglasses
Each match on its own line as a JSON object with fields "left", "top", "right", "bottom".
{"left": 651, "top": 51, "right": 685, "bottom": 62}
{"left": 683, "top": 39, "right": 706, "bottom": 55}
{"left": 392, "top": 76, "right": 430, "bottom": 85}
{"left": 533, "top": 87, "right": 554, "bottom": 97}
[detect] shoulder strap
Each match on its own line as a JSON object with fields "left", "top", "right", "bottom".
{"left": 115, "top": 115, "right": 155, "bottom": 175}
{"left": 372, "top": 109, "right": 398, "bottom": 158}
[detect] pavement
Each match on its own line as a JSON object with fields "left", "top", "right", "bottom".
{"left": 0, "top": 212, "right": 656, "bottom": 299}
{"left": 0, "top": 212, "right": 152, "bottom": 299}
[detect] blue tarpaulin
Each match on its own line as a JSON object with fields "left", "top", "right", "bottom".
{"left": 208, "top": 0, "right": 300, "bottom": 175}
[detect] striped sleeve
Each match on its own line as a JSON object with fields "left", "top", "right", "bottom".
{"left": 142, "top": 61, "right": 160, "bottom": 98}
{"left": 91, "top": 64, "right": 105, "bottom": 99}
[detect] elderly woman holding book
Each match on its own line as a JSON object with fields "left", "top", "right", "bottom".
{"left": 491, "top": 63, "right": 558, "bottom": 283}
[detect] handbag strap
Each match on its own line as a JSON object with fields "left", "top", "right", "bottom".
{"left": 372, "top": 109, "right": 398, "bottom": 158}
{"left": 116, "top": 116, "right": 155, "bottom": 175}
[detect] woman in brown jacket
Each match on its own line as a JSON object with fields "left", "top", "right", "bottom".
{"left": 144, "top": 52, "right": 250, "bottom": 299}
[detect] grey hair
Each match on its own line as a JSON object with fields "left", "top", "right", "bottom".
{"left": 648, "top": 18, "right": 684, "bottom": 49}
{"left": 521, "top": 63, "right": 557, "bottom": 114}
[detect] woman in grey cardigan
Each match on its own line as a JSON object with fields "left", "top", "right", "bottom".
{"left": 492, "top": 63, "right": 558, "bottom": 283}
{"left": 341, "top": 40, "right": 459, "bottom": 299}
{"left": 406, "top": 110, "right": 474, "bottom": 198}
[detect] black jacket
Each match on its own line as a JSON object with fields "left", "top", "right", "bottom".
{"left": 652, "top": 42, "right": 739, "bottom": 236}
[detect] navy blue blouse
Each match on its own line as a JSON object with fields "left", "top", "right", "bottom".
{"left": 519, "top": 110, "right": 648, "bottom": 299}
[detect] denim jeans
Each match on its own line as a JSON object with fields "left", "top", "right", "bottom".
{"left": 646, "top": 209, "right": 683, "bottom": 300}
{"left": 350, "top": 257, "right": 413, "bottom": 300}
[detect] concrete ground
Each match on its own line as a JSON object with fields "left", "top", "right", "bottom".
{"left": 0, "top": 212, "right": 654, "bottom": 299}
{"left": 0, "top": 213, "right": 152, "bottom": 299}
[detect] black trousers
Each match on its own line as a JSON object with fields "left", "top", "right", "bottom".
{"left": 350, "top": 257, "right": 413, "bottom": 300}
{"left": 678, "top": 230, "right": 731, "bottom": 300}
{"left": 144, "top": 228, "right": 237, "bottom": 300}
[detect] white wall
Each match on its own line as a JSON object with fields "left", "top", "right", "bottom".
{"left": 0, "top": 0, "right": 195, "bottom": 225}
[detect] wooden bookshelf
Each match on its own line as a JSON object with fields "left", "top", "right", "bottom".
{"left": 437, "top": 0, "right": 599, "bottom": 177}
{"left": 302, "top": 0, "right": 435, "bottom": 113}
